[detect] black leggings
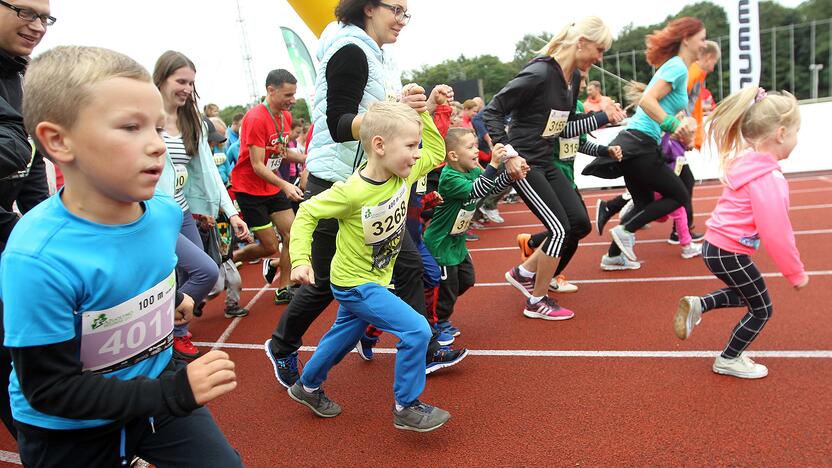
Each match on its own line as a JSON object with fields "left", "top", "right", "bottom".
{"left": 700, "top": 241, "right": 773, "bottom": 359}
{"left": 608, "top": 130, "right": 690, "bottom": 256}
{"left": 514, "top": 164, "right": 591, "bottom": 261}
{"left": 526, "top": 186, "right": 589, "bottom": 276}
{"left": 436, "top": 255, "right": 475, "bottom": 322}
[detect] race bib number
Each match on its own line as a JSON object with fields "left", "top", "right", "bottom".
{"left": 267, "top": 155, "right": 283, "bottom": 172}
{"left": 362, "top": 183, "right": 408, "bottom": 245}
{"left": 174, "top": 164, "right": 188, "bottom": 191}
{"left": 450, "top": 207, "right": 476, "bottom": 235}
{"left": 213, "top": 152, "right": 227, "bottom": 166}
{"left": 559, "top": 137, "right": 580, "bottom": 160}
{"left": 79, "top": 271, "right": 176, "bottom": 374}
{"left": 416, "top": 176, "right": 428, "bottom": 195}
{"left": 674, "top": 156, "right": 687, "bottom": 176}
{"left": 541, "top": 109, "right": 569, "bottom": 138}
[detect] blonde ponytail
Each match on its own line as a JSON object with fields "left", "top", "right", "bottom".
{"left": 536, "top": 17, "right": 613, "bottom": 58}
{"left": 706, "top": 86, "right": 800, "bottom": 173}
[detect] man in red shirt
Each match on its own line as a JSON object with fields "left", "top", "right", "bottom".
{"left": 583, "top": 80, "right": 614, "bottom": 113}
{"left": 231, "top": 69, "right": 306, "bottom": 303}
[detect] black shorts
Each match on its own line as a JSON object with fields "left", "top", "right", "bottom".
{"left": 235, "top": 191, "right": 292, "bottom": 232}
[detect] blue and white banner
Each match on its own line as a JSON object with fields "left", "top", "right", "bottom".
{"left": 729, "top": 0, "right": 761, "bottom": 93}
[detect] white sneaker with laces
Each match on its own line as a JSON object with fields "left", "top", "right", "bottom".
{"left": 611, "top": 225, "right": 637, "bottom": 261}
{"left": 712, "top": 353, "right": 768, "bottom": 379}
{"left": 674, "top": 296, "right": 703, "bottom": 339}
{"left": 549, "top": 274, "right": 578, "bottom": 293}
{"left": 600, "top": 254, "right": 641, "bottom": 271}
{"left": 681, "top": 243, "right": 703, "bottom": 259}
{"left": 480, "top": 208, "right": 504, "bottom": 224}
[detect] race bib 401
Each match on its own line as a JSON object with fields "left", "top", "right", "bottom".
{"left": 79, "top": 271, "right": 176, "bottom": 374}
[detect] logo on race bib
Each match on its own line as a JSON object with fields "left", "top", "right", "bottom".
{"left": 91, "top": 314, "right": 108, "bottom": 330}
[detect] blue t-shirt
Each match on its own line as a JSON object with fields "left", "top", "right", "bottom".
{"left": 218, "top": 141, "right": 240, "bottom": 184}
{"left": 627, "top": 56, "right": 689, "bottom": 144}
{"left": 226, "top": 128, "right": 240, "bottom": 148}
{"left": 0, "top": 191, "right": 182, "bottom": 429}
{"left": 471, "top": 112, "right": 490, "bottom": 153}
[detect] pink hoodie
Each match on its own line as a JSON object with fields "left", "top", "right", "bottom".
{"left": 705, "top": 151, "right": 806, "bottom": 286}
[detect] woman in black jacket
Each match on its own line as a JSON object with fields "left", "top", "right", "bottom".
{"left": 484, "top": 16, "right": 622, "bottom": 320}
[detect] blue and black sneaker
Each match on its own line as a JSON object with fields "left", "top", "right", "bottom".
{"left": 264, "top": 339, "right": 300, "bottom": 388}
{"left": 425, "top": 346, "right": 468, "bottom": 375}
{"left": 355, "top": 334, "right": 379, "bottom": 361}
{"left": 433, "top": 325, "right": 454, "bottom": 346}
{"left": 436, "top": 320, "right": 461, "bottom": 337}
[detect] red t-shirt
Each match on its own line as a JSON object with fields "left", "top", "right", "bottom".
{"left": 231, "top": 104, "right": 292, "bottom": 196}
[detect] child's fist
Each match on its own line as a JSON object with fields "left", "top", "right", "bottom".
{"left": 490, "top": 143, "right": 506, "bottom": 167}
{"left": 608, "top": 145, "right": 623, "bottom": 161}
{"left": 291, "top": 265, "right": 315, "bottom": 285}
{"left": 186, "top": 350, "right": 237, "bottom": 405}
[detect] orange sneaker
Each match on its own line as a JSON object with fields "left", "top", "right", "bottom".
{"left": 549, "top": 274, "right": 578, "bottom": 293}
{"left": 517, "top": 233, "right": 534, "bottom": 261}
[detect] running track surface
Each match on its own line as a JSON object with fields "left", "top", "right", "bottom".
{"left": 1, "top": 174, "right": 831, "bottom": 466}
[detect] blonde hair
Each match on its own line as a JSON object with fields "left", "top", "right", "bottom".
{"left": 359, "top": 101, "right": 422, "bottom": 151}
{"left": 703, "top": 40, "right": 721, "bottom": 59}
{"left": 444, "top": 127, "right": 476, "bottom": 155}
{"left": 706, "top": 86, "right": 800, "bottom": 172}
{"left": 23, "top": 46, "right": 150, "bottom": 155}
{"left": 462, "top": 99, "right": 478, "bottom": 111}
{"left": 536, "top": 17, "right": 613, "bottom": 57}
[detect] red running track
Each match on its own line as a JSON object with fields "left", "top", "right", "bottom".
{"left": 0, "top": 174, "right": 830, "bottom": 466}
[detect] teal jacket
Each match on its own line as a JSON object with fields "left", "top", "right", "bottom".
{"left": 158, "top": 122, "right": 237, "bottom": 217}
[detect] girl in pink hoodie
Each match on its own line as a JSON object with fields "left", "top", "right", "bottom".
{"left": 673, "top": 86, "right": 808, "bottom": 379}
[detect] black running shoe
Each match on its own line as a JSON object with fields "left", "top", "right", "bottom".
{"left": 262, "top": 258, "right": 278, "bottom": 284}
{"left": 595, "top": 199, "right": 612, "bottom": 235}
{"left": 425, "top": 347, "right": 468, "bottom": 375}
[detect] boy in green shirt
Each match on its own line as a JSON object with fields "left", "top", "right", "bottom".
{"left": 424, "top": 128, "right": 517, "bottom": 334}
{"left": 286, "top": 101, "right": 450, "bottom": 432}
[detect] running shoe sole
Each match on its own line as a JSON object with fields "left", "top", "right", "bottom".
{"left": 355, "top": 340, "right": 374, "bottom": 361}
{"left": 599, "top": 259, "right": 641, "bottom": 271}
{"left": 264, "top": 339, "right": 294, "bottom": 389}
{"left": 504, "top": 270, "right": 534, "bottom": 298}
{"left": 425, "top": 349, "right": 469, "bottom": 375}
{"left": 548, "top": 280, "right": 578, "bottom": 293}
{"left": 673, "top": 297, "right": 695, "bottom": 340}
{"left": 712, "top": 363, "right": 768, "bottom": 379}
{"left": 436, "top": 336, "right": 455, "bottom": 346}
{"left": 394, "top": 418, "right": 449, "bottom": 432}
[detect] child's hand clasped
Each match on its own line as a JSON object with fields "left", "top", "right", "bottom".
{"left": 291, "top": 265, "right": 315, "bottom": 285}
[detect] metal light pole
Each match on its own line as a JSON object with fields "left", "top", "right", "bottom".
{"left": 809, "top": 64, "right": 824, "bottom": 100}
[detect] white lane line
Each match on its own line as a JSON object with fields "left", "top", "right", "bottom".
{"left": 468, "top": 228, "right": 832, "bottom": 252}
{"left": 191, "top": 342, "right": 832, "bottom": 359}
{"left": 0, "top": 450, "right": 19, "bottom": 464}
{"left": 212, "top": 282, "right": 272, "bottom": 350}
{"left": 481, "top": 203, "right": 832, "bottom": 230}
{"left": 242, "top": 269, "right": 832, "bottom": 292}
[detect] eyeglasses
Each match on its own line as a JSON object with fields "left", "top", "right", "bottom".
{"left": 378, "top": 2, "right": 410, "bottom": 25}
{"left": 0, "top": 0, "right": 56, "bottom": 26}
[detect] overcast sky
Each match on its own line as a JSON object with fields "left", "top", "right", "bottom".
{"left": 35, "top": 0, "right": 804, "bottom": 108}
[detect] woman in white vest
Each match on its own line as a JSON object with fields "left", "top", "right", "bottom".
{"left": 265, "top": 0, "right": 467, "bottom": 388}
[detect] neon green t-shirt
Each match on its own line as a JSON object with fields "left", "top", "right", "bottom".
{"left": 289, "top": 112, "right": 445, "bottom": 288}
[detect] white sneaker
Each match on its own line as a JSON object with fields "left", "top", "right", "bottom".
{"left": 549, "top": 274, "right": 578, "bottom": 293}
{"left": 480, "top": 208, "right": 504, "bottom": 224}
{"left": 673, "top": 296, "right": 703, "bottom": 339}
{"left": 610, "top": 225, "right": 637, "bottom": 261}
{"left": 600, "top": 254, "right": 641, "bottom": 271}
{"left": 619, "top": 199, "right": 635, "bottom": 222}
{"left": 681, "top": 243, "right": 703, "bottom": 259}
{"left": 712, "top": 354, "right": 768, "bottom": 379}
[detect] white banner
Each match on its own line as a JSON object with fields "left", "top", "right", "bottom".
{"left": 729, "top": 0, "right": 762, "bottom": 94}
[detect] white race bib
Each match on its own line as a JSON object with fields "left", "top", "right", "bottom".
{"left": 416, "top": 176, "right": 428, "bottom": 195}
{"left": 450, "top": 207, "right": 476, "bottom": 235}
{"left": 559, "top": 137, "right": 580, "bottom": 160}
{"left": 541, "top": 109, "right": 570, "bottom": 138}
{"left": 174, "top": 165, "right": 188, "bottom": 191}
{"left": 267, "top": 155, "right": 283, "bottom": 172}
{"left": 79, "top": 271, "right": 176, "bottom": 374}
{"left": 361, "top": 183, "right": 408, "bottom": 245}
{"left": 674, "top": 156, "right": 687, "bottom": 176}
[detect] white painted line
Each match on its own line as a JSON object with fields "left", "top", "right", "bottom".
{"left": 212, "top": 282, "right": 272, "bottom": 350}
{"left": 468, "top": 228, "right": 832, "bottom": 252}
{"left": 0, "top": 450, "right": 20, "bottom": 464}
{"left": 191, "top": 342, "right": 832, "bottom": 359}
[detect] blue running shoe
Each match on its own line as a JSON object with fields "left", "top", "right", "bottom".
{"left": 355, "top": 335, "right": 379, "bottom": 361}
{"left": 425, "top": 346, "right": 468, "bottom": 375}
{"left": 436, "top": 320, "right": 461, "bottom": 337}
{"left": 264, "top": 339, "right": 299, "bottom": 388}
{"left": 433, "top": 326, "right": 454, "bottom": 346}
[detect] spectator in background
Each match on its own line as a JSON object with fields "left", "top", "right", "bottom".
{"left": 204, "top": 102, "right": 219, "bottom": 118}
{"left": 583, "top": 80, "right": 613, "bottom": 112}
{"left": 460, "top": 99, "right": 477, "bottom": 128}
{"left": 226, "top": 112, "right": 244, "bottom": 147}
{"left": 449, "top": 101, "right": 463, "bottom": 127}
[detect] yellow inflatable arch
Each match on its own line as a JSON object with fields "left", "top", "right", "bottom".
{"left": 286, "top": 0, "right": 338, "bottom": 37}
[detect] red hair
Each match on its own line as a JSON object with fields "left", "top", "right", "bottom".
{"left": 645, "top": 17, "right": 704, "bottom": 67}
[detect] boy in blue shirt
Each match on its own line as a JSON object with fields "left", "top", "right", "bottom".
{"left": 0, "top": 46, "right": 241, "bottom": 467}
